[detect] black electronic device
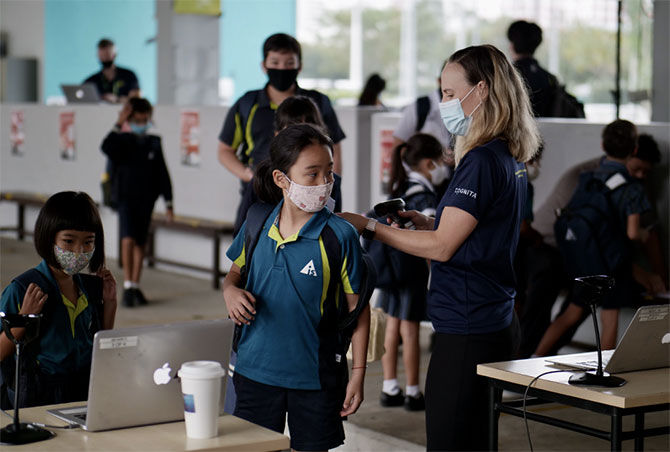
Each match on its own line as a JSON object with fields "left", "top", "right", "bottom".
{"left": 0, "top": 312, "right": 55, "bottom": 445}
{"left": 567, "top": 275, "right": 626, "bottom": 388}
{"left": 373, "top": 198, "right": 415, "bottom": 230}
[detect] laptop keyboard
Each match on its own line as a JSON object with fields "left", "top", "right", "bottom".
{"left": 576, "top": 357, "right": 610, "bottom": 368}
{"left": 73, "top": 412, "right": 87, "bottom": 422}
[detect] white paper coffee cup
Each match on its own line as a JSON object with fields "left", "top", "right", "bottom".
{"left": 178, "top": 360, "right": 225, "bottom": 439}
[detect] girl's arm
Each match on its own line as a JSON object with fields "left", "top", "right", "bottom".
{"left": 0, "top": 283, "right": 47, "bottom": 361}
{"left": 222, "top": 264, "right": 256, "bottom": 326}
{"left": 340, "top": 294, "right": 370, "bottom": 417}
{"left": 342, "top": 206, "right": 478, "bottom": 262}
{"left": 626, "top": 213, "right": 648, "bottom": 242}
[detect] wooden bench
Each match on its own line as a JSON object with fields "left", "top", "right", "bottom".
{"left": 0, "top": 191, "right": 49, "bottom": 239}
{"left": 142, "top": 213, "right": 235, "bottom": 290}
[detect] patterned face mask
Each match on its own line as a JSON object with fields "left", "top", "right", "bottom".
{"left": 282, "top": 173, "right": 334, "bottom": 213}
{"left": 53, "top": 245, "right": 94, "bottom": 275}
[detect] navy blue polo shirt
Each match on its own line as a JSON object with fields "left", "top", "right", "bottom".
{"left": 226, "top": 202, "right": 362, "bottom": 390}
{"left": 83, "top": 66, "right": 139, "bottom": 98}
{"left": 428, "top": 139, "right": 527, "bottom": 334}
{"left": 0, "top": 260, "right": 98, "bottom": 375}
{"left": 218, "top": 85, "right": 346, "bottom": 168}
{"left": 594, "top": 159, "right": 650, "bottom": 227}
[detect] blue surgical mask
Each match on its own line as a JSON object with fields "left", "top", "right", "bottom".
{"left": 129, "top": 122, "right": 150, "bottom": 135}
{"left": 438, "top": 85, "right": 481, "bottom": 136}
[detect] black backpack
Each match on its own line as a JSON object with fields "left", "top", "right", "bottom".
{"left": 415, "top": 95, "right": 430, "bottom": 132}
{"left": 547, "top": 75, "right": 586, "bottom": 118}
{"left": 554, "top": 171, "right": 632, "bottom": 278}
{"left": 232, "top": 202, "right": 376, "bottom": 389}
{"left": 0, "top": 269, "right": 103, "bottom": 408}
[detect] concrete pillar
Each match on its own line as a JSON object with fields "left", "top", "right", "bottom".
{"left": 651, "top": 0, "right": 669, "bottom": 122}
{"left": 156, "top": 1, "right": 219, "bottom": 105}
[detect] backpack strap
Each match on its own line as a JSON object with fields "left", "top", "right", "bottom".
{"left": 415, "top": 95, "right": 430, "bottom": 132}
{"left": 76, "top": 274, "right": 104, "bottom": 334}
{"left": 240, "top": 202, "right": 276, "bottom": 285}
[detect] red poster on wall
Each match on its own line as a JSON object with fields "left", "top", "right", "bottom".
{"left": 180, "top": 110, "right": 200, "bottom": 166}
{"left": 379, "top": 129, "right": 395, "bottom": 194}
{"left": 59, "top": 111, "right": 76, "bottom": 160}
{"left": 10, "top": 110, "right": 25, "bottom": 156}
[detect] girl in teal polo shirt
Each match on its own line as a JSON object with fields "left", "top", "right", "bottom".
{"left": 0, "top": 191, "right": 117, "bottom": 408}
{"left": 223, "top": 124, "right": 369, "bottom": 451}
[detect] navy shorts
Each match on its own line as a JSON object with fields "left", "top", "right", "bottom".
{"left": 233, "top": 371, "right": 345, "bottom": 451}
{"left": 118, "top": 201, "right": 154, "bottom": 246}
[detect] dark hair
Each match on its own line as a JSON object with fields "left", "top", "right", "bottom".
{"left": 263, "top": 33, "right": 302, "bottom": 65}
{"left": 507, "top": 20, "right": 543, "bottom": 56}
{"left": 389, "top": 133, "right": 443, "bottom": 197}
{"left": 358, "top": 73, "right": 386, "bottom": 106}
{"left": 97, "top": 38, "right": 114, "bottom": 49}
{"left": 254, "top": 124, "right": 334, "bottom": 205}
{"left": 274, "top": 96, "right": 326, "bottom": 132}
{"left": 634, "top": 133, "right": 661, "bottom": 164}
{"left": 128, "top": 97, "right": 153, "bottom": 118}
{"left": 602, "top": 119, "right": 637, "bottom": 159}
{"left": 34, "top": 191, "right": 105, "bottom": 273}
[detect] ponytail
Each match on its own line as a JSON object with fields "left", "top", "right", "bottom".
{"left": 389, "top": 142, "right": 409, "bottom": 197}
{"left": 253, "top": 158, "right": 283, "bottom": 205}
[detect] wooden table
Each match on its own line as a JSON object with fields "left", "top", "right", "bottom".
{"left": 1, "top": 402, "right": 289, "bottom": 451}
{"left": 477, "top": 353, "right": 669, "bottom": 452}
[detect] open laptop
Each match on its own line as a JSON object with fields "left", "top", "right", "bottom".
{"left": 60, "top": 83, "right": 101, "bottom": 103}
{"left": 546, "top": 304, "right": 670, "bottom": 374}
{"left": 47, "top": 318, "right": 234, "bottom": 431}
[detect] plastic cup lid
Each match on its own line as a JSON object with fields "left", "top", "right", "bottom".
{"left": 178, "top": 360, "right": 225, "bottom": 379}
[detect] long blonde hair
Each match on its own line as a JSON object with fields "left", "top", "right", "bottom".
{"left": 448, "top": 45, "right": 540, "bottom": 165}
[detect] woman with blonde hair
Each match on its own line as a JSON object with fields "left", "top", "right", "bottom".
{"left": 341, "top": 44, "right": 540, "bottom": 450}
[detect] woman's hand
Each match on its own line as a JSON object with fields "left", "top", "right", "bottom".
{"left": 338, "top": 212, "right": 368, "bottom": 233}
{"left": 223, "top": 286, "right": 256, "bottom": 326}
{"left": 340, "top": 368, "right": 365, "bottom": 416}
{"left": 397, "top": 210, "right": 434, "bottom": 230}
{"left": 97, "top": 268, "right": 118, "bottom": 305}
{"left": 19, "top": 283, "right": 47, "bottom": 315}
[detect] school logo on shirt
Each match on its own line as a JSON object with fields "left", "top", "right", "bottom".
{"left": 300, "top": 260, "right": 318, "bottom": 277}
{"left": 454, "top": 187, "right": 477, "bottom": 199}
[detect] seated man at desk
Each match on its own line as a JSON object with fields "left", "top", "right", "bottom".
{"left": 83, "top": 38, "right": 140, "bottom": 103}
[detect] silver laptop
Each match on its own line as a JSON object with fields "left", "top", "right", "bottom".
{"left": 60, "top": 83, "right": 101, "bottom": 103}
{"left": 48, "top": 319, "right": 234, "bottom": 431}
{"left": 546, "top": 304, "right": 670, "bottom": 374}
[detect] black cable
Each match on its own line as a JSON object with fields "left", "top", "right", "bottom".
{"left": 522, "top": 370, "right": 572, "bottom": 452}
{"left": 1, "top": 407, "right": 81, "bottom": 429}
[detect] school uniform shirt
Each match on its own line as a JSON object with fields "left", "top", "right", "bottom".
{"left": 0, "top": 260, "right": 99, "bottom": 375}
{"left": 83, "top": 66, "right": 139, "bottom": 99}
{"left": 101, "top": 131, "right": 173, "bottom": 207}
{"left": 428, "top": 138, "right": 527, "bottom": 334}
{"left": 393, "top": 89, "right": 453, "bottom": 150}
{"left": 226, "top": 203, "right": 363, "bottom": 390}
{"left": 218, "top": 85, "right": 346, "bottom": 169}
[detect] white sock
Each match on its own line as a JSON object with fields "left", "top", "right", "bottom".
{"left": 406, "top": 385, "right": 420, "bottom": 397}
{"left": 130, "top": 281, "right": 139, "bottom": 289}
{"left": 123, "top": 280, "right": 133, "bottom": 290}
{"left": 382, "top": 379, "right": 400, "bottom": 395}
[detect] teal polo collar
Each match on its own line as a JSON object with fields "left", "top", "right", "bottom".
{"left": 268, "top": 200, "right": 331, "bottom": 246}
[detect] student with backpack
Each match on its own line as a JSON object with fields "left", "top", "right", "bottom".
{"left": 0, "top": 191, "right": 117, "bottom": 408}
{"left": 222, "top": 124, "right": 370, "bottom": 451}
{"left": 371, "top": 133, "right": 446, "bottom": 411}
{"left": 534, "top": 120, "right": 653, "bottom": 356}
{"left": 217, "top": 33, "right": 346, "bottom": 233}
{"left": 101, "top": 98, "right": 173, "bottom": 307}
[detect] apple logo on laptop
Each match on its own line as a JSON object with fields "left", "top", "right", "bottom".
{"left": 662, "top": 333, "right": 670, "bottom": 345}
{"left": 153, "top": 362, "right": 172, "bottom": 385}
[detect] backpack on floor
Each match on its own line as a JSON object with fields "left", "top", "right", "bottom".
{"left": 554, "top": 171, "right": 631, "bottom": 278}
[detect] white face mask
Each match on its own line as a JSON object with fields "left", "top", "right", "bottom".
{"left": 282, "top": 173, "right": 334, "bottom": 213}
{"left": 428, "top": 161, "right": 449, "bottom": 186}
{"left": 438, "top": 85, "right": 482, "bottom": 136}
